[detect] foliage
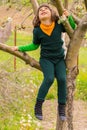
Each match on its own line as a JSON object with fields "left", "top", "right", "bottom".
{"left": 21, "top": 0, "right": 33, "bottom": 6}
{"left": 0, "top": 32, "right": 42, "bottom": 130}
{"left": 84, "top": 32, "right": 87, "bottom": 39}
{"left": 0, "top": 65, "right": 43, "bottom": 129}
{"left": 76, "top": 70, "right": 87, "bottom": 100}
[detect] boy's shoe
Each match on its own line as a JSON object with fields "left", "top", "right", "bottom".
{"left": 58, "top": 104, "right": 66, "bottom": 121}
{"left": 34, "top": 99, "right": 44, "bottom": 120}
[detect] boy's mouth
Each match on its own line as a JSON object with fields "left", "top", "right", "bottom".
{"left": 41, "top": 12, "right": 47, "bottom": 15}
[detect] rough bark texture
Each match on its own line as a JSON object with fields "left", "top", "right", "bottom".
{"left": 66, "top": 67, "right": 78, "bottom": 130}
{"left": 64, "top": 0, "right": 68, "bottom": 9}
{"left": 64, "top": 13, "right": 87, "bottom": 130}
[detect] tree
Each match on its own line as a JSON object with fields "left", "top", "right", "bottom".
{"left": 84, "top": 0, "right": 87, "bottom": 10}
{"left": 0, "top": 0, "right": 87, "bottom": 130}
{"left": 30, "top": 0, "right": 39, "bottom": 14}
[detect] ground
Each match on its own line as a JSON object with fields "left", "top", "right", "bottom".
{"left": 0, "top": 5, "right": 87, "bottom": 130}
{"left": 42, "top": 100, "right": 87, "bottom": 130}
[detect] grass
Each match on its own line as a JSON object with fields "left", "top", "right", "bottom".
{"left": 0, "top": 31, "right": 87, "bottom": 130}
{"left": 75, "top": 47, "right": 87, "bottom": 100}
{"left": 0, "top": 32, "right": 43, "bottom": 130}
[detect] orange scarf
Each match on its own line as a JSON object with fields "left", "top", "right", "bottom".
{"left": 40, "top": 22, "right": 55, "bottom": 36}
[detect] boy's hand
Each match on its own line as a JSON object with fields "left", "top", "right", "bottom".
{"left": 58, "top": 9, "right": 70, "bottom": 24}
{"left": 12, "top": 46, "right": 18, "bottom": 51}
{"left": 63, "top": 9, "right": 70, "bottom": 17}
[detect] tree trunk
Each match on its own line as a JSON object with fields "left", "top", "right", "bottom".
{"left": 53, "top": 0, "right": 87, "bottom": 129}
{"left": 66, "top": 14, "right": 87, "bottom": 68}
{"left": 66, "top": 67, "right": 78, "bottom": 130}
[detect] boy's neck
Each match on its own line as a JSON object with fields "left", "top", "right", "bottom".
{"left": 41, "top": 19, "right": 52, "bottom": 26}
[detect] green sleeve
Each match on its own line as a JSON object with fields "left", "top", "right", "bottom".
{"left": 68, "top": 15, "right": 76, "bottom": 30}
{"left": 18, "top": 43, "right": 39, "bottom": 52}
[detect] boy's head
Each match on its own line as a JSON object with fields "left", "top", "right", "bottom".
{"left": 33, "top": 4, "right": 59, "bottom": 27}
{"left": 38, "top": 4, "right": 52, "bottom": 22}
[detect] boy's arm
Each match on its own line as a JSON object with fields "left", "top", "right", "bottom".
{"left": 18, "top": 42, "right": 39, "bottom": 52}
{"left": 68, "top": 15, "right": 76, "bottom": 30}
{"left": 63, "top": 9, "right": 76, "bottom": 30}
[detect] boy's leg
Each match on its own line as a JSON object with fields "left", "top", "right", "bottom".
{"left": 35, "top": 99, "right": 44, "bottom": 120}
{"left": 35, "top": 59, "right": 55, "bottom": 120}
{"left": 37, "top": 59, "right": 55, "bottom": 100}
{"left": 55, "top": 59, "right": 67, "bottom": 120}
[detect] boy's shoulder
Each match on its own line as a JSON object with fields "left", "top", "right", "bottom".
{"left": 33, "top": 26, "right": 40, "bottom": 31}
{"left": 55, "top": 22, "right": 66, "bottom": 32}
{"left": 33, "top": 26, "right": 41, "bottom": 34}
{"left": 55, "top": 22, "right": 64, "bottom": 29}
{"left": 56, "top": 22, "right": 63, "bottom": 27}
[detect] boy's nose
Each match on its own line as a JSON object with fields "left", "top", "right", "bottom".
{"left": 41, "top": 7, "right": 45, "bottom": 11}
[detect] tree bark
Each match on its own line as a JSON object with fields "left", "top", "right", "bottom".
{"left": 64, "top": 0, "right": 68, "bottom": 9}
{"left": 53, "top": 0, "right": 87, "bottom": 129}
{"left": 66, "top": 14, "right": 87, "bottom": 69}
{"left": 84, "top": 0, "right": 87, "bottom": 10}
{"left": 66, "top": 67, "right": 78, "bottom": 130}
{"left": 0, "top": 43, "right": 41, "bottom": 71}
{"left": 30, "top": 0, "right": 39, "bottom": 14}
{"left": 51, "top": 0, "right": 74, "bottom": 38}
{"left": 65, "top": 13, "right": 87, "bottom": 130}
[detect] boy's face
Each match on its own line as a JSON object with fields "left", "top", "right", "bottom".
{"left": 38, "top": 6, "right": 51, "bottom": 21}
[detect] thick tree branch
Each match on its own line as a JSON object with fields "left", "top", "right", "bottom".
{"left": 30, "top": 0, "right": 39, "bottom": 14}
{"left": 66, "top": 13, "right": 87, "bottom": 69}
{"left": 51, "top": 0, "right": 64, "bottom": 15}
{"left": 51, "top": 0, "right": 74, "bottom": 38}
{"left": 0, "top": 43, "right": 41, "bottom": 71}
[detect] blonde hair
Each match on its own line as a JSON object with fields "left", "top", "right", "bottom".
{"left": 32, "top": 4, "right": 59, "bottom": 27}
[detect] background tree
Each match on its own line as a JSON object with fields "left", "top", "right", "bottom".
{"left": 84, "top": 0, "right": 87, "bottom": 10}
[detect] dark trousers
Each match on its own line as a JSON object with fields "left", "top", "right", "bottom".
{"left": 37, "top": 58, "right": 67, "bottom": 104}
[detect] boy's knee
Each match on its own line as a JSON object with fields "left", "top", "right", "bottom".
{"left": 58, "top": 76, "right": 66, "bottom": 83}
{"left": 45, "top": 76, "right": 54, "bottom": 85}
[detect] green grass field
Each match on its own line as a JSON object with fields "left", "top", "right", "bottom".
{"left": 75, "top": 47, "right": 87, "bottom": 100}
